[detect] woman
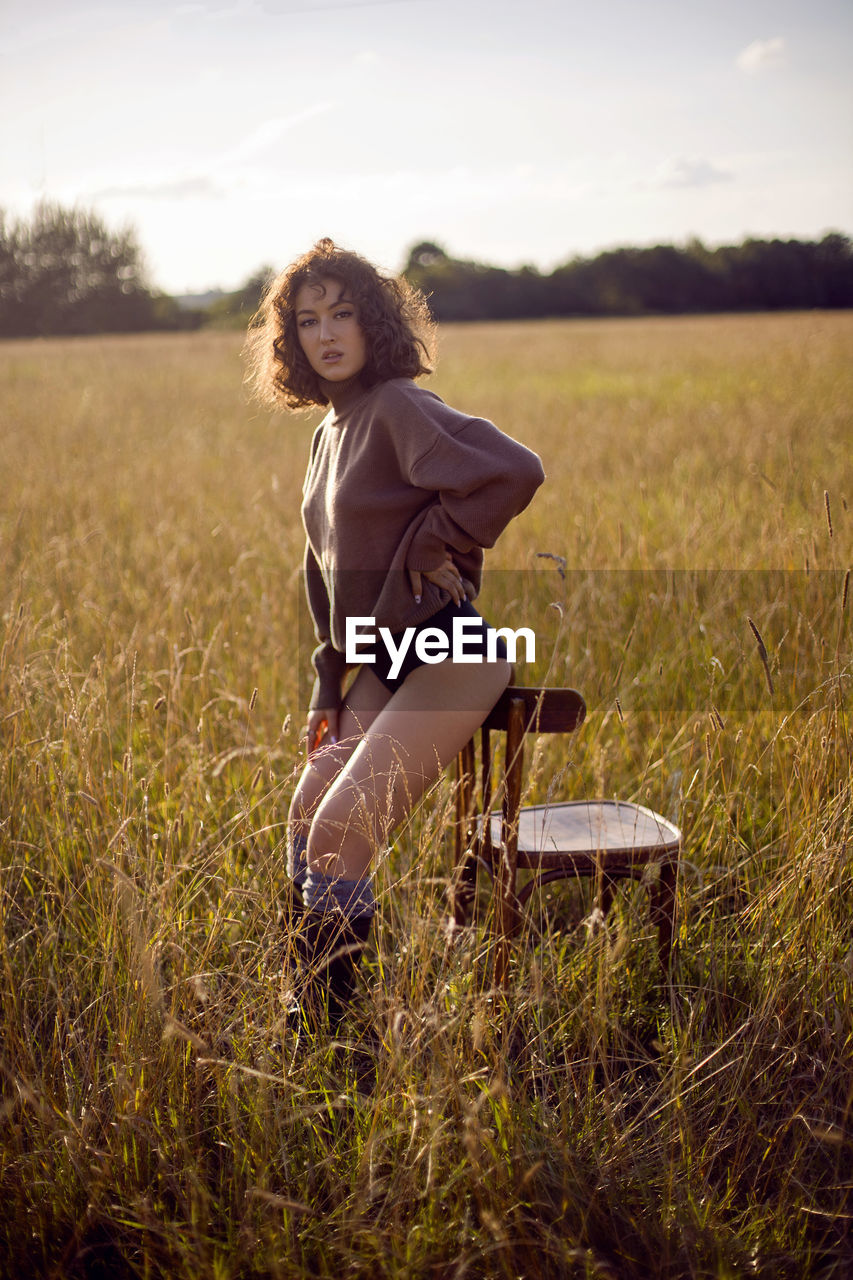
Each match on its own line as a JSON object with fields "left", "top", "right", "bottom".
{"left": 246, "top": 239, "right": 544, "bottom": 1032}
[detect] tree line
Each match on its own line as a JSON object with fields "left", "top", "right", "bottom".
{"left": 1, "top": 201, "right": 851, "bottom": 339}
{"left": 402, "top": 235, "right": 853, "bottom": 321}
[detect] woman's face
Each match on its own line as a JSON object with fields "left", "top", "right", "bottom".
{"left": 294, "top": 277, "right": 368, "bottom": 382}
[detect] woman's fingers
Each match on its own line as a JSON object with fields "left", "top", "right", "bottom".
{"left": 436, "top": 565, "right": 465, "bottom": 604}
{"left": 306, "top": 707, "right": 339, "bottom": 756}
{"left": 421, "top": 555, "right": 466, "bottom": 605}
{"left": 326, "top": 707, "right": 339, "bottom": 744}
{"left": 411, "top": 555, "right": 469, "bottom": 606}
{"left": 446, "top": 572, "right": 465, "bottom": 604}
{"left": 306, "top": 711, "right": 324, "bottom": 756}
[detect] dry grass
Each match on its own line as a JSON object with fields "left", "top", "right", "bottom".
{"left": 1, "top": 313, "right": 852, "bottom": 1278}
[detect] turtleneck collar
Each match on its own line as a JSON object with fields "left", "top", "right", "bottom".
{"left": 319, "top": 373, "right": 371, "bottom": 419}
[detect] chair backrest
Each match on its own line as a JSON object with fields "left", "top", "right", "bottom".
{"left": 483, "top": 686, "right": 586, "bottom": 735}
{"left": 456, "top": 685, "right": 586, "bottom": 872}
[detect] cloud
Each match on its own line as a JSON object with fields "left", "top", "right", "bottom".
{"left": 647, "top": 156, "right": 733, "bottom": 190}
{"left": 88, "top": 104, "right": 335, "bottom": 204}
{"left": 92, "top": 175, "right": 220, "bottom": 200}
{"left": 736, "top": 37, "right": 787, "bottom": 74}
{"left": 219, "top": 103, "right": 335, "bottom": 166}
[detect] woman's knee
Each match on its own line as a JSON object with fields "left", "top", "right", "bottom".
{"left": 289, "top": 747, "right": 348, "bottom": 826}
{"left": 316, "top": 770, "right": 376, "bottom": 837}
{"left": 307, "top": 784, "right": 378, "bottom": 871}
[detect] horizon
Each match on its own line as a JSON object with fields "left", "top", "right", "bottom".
{"left": 2, "top": 0, "right": 851, "bottom": 296}
{"left": 165, "top": 226, "right": 852, "bottom": 302}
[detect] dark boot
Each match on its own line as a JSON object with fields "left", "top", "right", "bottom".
{"left": 285, "top": 910, "right": 373, "bottom": 1034}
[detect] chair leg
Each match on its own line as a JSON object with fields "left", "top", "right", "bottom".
{"left": 651, "top": 861, "right": 678, "bottom": 972}
{"left": 452, "top": 740, "right": 477, "bottom": 925}
{"left": 597, "top": 874, "right": 617, "bottom": 919}
{"left": 493, "top": 698, "right": 525, "bottom": 987}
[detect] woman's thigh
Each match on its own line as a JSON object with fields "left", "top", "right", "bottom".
{"left": 289, "top": 664, "right": 392, "bottom": 824}
{"left": 307, "top": 657, "right": 511, "bottom": 876}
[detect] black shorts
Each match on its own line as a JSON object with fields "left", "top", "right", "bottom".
{"left": 370, "top": 598, "right": 508, "bottom": 694}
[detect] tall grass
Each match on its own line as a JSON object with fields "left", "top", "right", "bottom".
{"left": 1, "top": 314, "right": 851, "bottom": 1278}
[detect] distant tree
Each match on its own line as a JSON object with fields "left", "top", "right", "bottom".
{"left": 403, "top": 233, "right": 853, "bottom": 322}
{"left": 0, "top": 201, "right": 160, "bottom": 337}
{"left": 405, "top": 241, "right": 448, "bottom": 272}
{"left": 205, "top": 266, "right": 275, "bottom": 328}
{"left": 0, "top": 211, "right": 18, "bottom": 323}
{"left": 717, "top": 235, "right": 853, "bottom": 310}
{"left": 149, "top": 292, "right": 207, "bottom": 332}
{"left": 814, "top": 233, "right": 853, "bottom": 307}
{"left": 403, "top": 244, "right": 551, "bottom": 321}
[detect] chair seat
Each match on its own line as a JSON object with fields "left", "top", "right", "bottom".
{"left": 453, "top": 687, "right": 681, "bottom": 979}
{"left": 488, "top": 800, "right": 681, "bottom": 872}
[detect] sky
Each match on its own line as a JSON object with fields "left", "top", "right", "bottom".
{"left": 1, "top": 0, "right": 851, "bottom": 295}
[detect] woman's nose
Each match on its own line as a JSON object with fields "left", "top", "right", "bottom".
{"left": 320, "top": 318, "right": 335, "bottom": 342}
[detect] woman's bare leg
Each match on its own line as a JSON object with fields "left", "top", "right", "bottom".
{"left": 287, "top": 665, "right": 392, "bottom": 849}
{"left": 306, "top": 658, "right": 512, "bottom": 880}
{"left": 284, "top": 659, "right": 510, "bottom": 1032}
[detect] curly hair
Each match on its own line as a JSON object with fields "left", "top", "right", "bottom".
{"left": 244, "top": 238, "right": 436, "bottom": 410}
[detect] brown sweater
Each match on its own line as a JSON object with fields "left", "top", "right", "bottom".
{"left": 301, "top": 374, "right": 545, "bottom": 709}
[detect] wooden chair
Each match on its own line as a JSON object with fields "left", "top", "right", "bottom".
{"left": 452, "top": 686, "right": 681, "bottom": 985}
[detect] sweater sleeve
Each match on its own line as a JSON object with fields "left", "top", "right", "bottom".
{"left": 304, "top": 541, "right": 347, "bottom": 711}
{"left": 404, "top": 410, "right": 545, "bottom": 573}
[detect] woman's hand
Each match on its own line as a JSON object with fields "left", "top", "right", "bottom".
{"left": 306, "top": 706, "right": 339, "bottom": 757}
{"left": 409, "top": 553, "right": 467, "bottom": 606}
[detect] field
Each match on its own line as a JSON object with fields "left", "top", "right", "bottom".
{"left": 1, "top": 312, "right": 852, "bottom": 1278}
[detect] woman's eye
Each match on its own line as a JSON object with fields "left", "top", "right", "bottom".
{"left": 335, "top": 309, "right": 353, "bottom": 320}
{"left": 299, "top": 317, "right": 316, "bottom": 328}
